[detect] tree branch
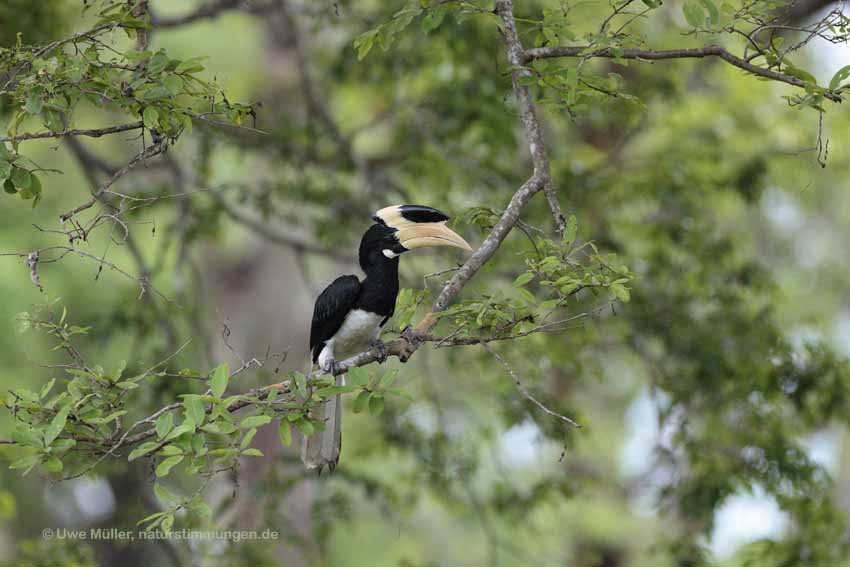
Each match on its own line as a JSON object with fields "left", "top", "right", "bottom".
{"left": 483, "top": 343, "right": 581, "bottom": 429}
{"left": 58, "top": 139, "right": 169, "bottom": 224}
{"left": 302, "top": 0, "right": 580, "bottom": 377}
{"left": 0, "top": 121, "right": 144, "bottom": 144}
{"left": 496, "top": 0, "right": 567, "bottom": 237}
{"left": 524, "top": 44, "right": 843, "bottom": 102}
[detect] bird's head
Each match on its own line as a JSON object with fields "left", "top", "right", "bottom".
{"left": 358, "top": 205, "right": 472, "bottom": 270}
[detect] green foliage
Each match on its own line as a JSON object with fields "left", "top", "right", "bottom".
{"left": 2, "top": 0, "right": 850, "bottom": 565}
{"left": 0, "top": 0, "right": 253, "bottom": 208}
{"left": 437, "top": 217, "right": 634, "bottom": 337}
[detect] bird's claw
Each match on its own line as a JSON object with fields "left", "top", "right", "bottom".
{"left": 321, "top": 359, "right": 341, "bottom": 375}
{"left": 398, "top": 326, "right": 423, "bottom": 363}
{"left": 370, "top": 339, "right": 388, "bottom": 364}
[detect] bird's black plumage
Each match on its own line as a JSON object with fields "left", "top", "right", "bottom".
{"left": 309, "top": 275, "right": 361, "bottom": 363}
{"left": 309, "top": 223, "right": 403, "bottom": 364}
{"left": 302, "top": 204, "right": 471, "bottom": 472}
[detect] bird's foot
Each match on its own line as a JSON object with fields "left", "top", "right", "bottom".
{"left": 321, "top": 358, "right": 341, "bottom": 375}
{"left": 370, "top": 339, "right": 388, "bottom": 364}
{"left": 398, "top": 326, "right": 428, "bottom": 363}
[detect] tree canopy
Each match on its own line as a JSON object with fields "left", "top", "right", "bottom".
{"left": 0, "top": 1, "right": 849, "bottom": 565}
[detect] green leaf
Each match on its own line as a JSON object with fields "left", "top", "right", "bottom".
{"left": 51, "top": 438, "right": 76, "bottom": 453}
{"left": 353, "top": 390, "right": 370, "bottom": 414}
{"left": 513, "top": 272, "right": 535, "bottom": 287}
{"left": 210, "top": 363, "right": 229, "bottom": 398}
{"left": 40, "top": 378, "right": 55, "bottom": 399}
{"left": 10, "top": 167, "right": 31, "bottom": 190}
{"left": 175, "top": 56, "right": 206, "bottom": 73}
{"left": 160, "top": 514, "right": 174, "bottom": 534}
{"left": 44, "top": 406, "right": 70, "bottom": 446}
{"left": 611, "top": 283, "right": 631, "bottom": 303}
{"left": 137, "top": 511, "right": 166, "bottom": 527}
{"left": 24, "top": 90, "right": 43, "bottom": 115}
{"left": 240, "top": 415, "right": 271, "bottom": 429}
{"left": 829, "top": 64, "right": 850, "bottom": 90}
{"left": 240, "top": 427, "right": 257, "bottom": 450}
{"left": 699, "top": 0, "right": 719, "bottom": 25}
{"left": 148, "top": 51, "right": 169, "bottom": 74}
{"left": 784, "top": 63, "right": 817, "bottom": 86}
{"left": 42, "top": 456, "right": 63, "bottom": 473}
{"left": 353, "top": 29, "right": 379, "bottom": 60}
{"left": 347, "top": 367, "right": 370, "bottom": 387}
{"left": 201, "top": 421, "right": 237, "bottom": 435}
{"left": 368, "top": 394, "right": 385, "bottom": 416}
{"left": 379, "top": 369, "right": 398, "bottom": 389}
{"left": 143, "top": 107, "right": 159, "bottom": 129}
{"left": 155, "top": 455, "right": 183, "bottom": 477}
{"left": 385, "top": 388, "right": 414, "bottom": 401}
{"left": 278, "top": 421, "right": 292, "bottom": 447}
{"left": 0, "top": 145, "right": 13, "bottom": 162}
{"left": 241, "top": 448, "right": 264, "bottom": 457}
{"left": 128, "top": 441, "right": 159, "bottom": 461}
{"left": 9, "top": 455, "right": 40, "bottom": 473}
{"left": 295, "top": 418, "right": 314, "bottom": 437}
{"left": 153, "top": 483, "right": 179, "bottom": 506}
{"left": 182, "top": 395, "right": 205, "bottom": 426}
{"left": 159, "top": 445, "right": 182, "bottom": 456}
{"left": 155, "top": 413, "right": 174, "bottom": 440}
{"left": 682, "top": 1, "right": 705, "bottom": 27}
{"left": 28, "top": 174, "right": 42, "bottom": 208}
{"left": 191, "top": 434, "right": 206, "bottom": 454}
{"left": 163, "top": 75, "right": 183, "bottom": 95}
{"left": 293, "top": 371, "right": 307, "bottom": 399}
{"left": 0, "top": 160, "right": 12, "bottom": 181}
{"left": 164, "top": 423, "right": 195, "bottom": 441}
{"left": 564, "top": 214, "right": 578, "bottom": 247}
{"left": 191, "top": 500, "right": 212, "bottom": 518}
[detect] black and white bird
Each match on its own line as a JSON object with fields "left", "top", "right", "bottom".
{"left": 302, "top": 204, "right": 472, "bottom": 471}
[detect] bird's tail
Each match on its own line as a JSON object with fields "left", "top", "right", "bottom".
{"left": 300, "top": 374, "right": 342, "bottom": 473}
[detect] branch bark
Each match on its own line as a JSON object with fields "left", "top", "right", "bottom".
{"left": 524, "top": 44, "right": 843, "bottom": 102}
{"left": 496, "top": 0, "right": 567, "bottom": 237}
{"left": 0, "top": 121, "right": 143, "bottom": 144}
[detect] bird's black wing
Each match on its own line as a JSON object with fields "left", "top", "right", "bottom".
{"left": 310, "top": 275, "right": 361, "bottom": 363}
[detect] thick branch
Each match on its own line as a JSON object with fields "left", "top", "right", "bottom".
{"left": 524, "top": 44, "right": 842, "bottom": 102}
{"left": 496, "top": 0, "right": 567, "bottom": 236}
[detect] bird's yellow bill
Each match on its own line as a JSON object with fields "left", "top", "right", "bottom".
{"left": 396, "top": 223, "right": 473, "bottom": 251}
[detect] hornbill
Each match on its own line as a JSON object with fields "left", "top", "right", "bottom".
{"left": 302, "top": 204, "right": 472, "bottom": 471}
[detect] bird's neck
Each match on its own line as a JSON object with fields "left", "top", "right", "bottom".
{"left": 358, "top": 258, "right": 400, "bottom": 316}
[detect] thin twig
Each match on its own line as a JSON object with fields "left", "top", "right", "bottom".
{"left": 482, "top": 343, "right": 581, "bottom": 429}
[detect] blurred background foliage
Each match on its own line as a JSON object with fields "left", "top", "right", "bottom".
{"left": 0, "top": 0, "right": 849, "bottom": 566}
